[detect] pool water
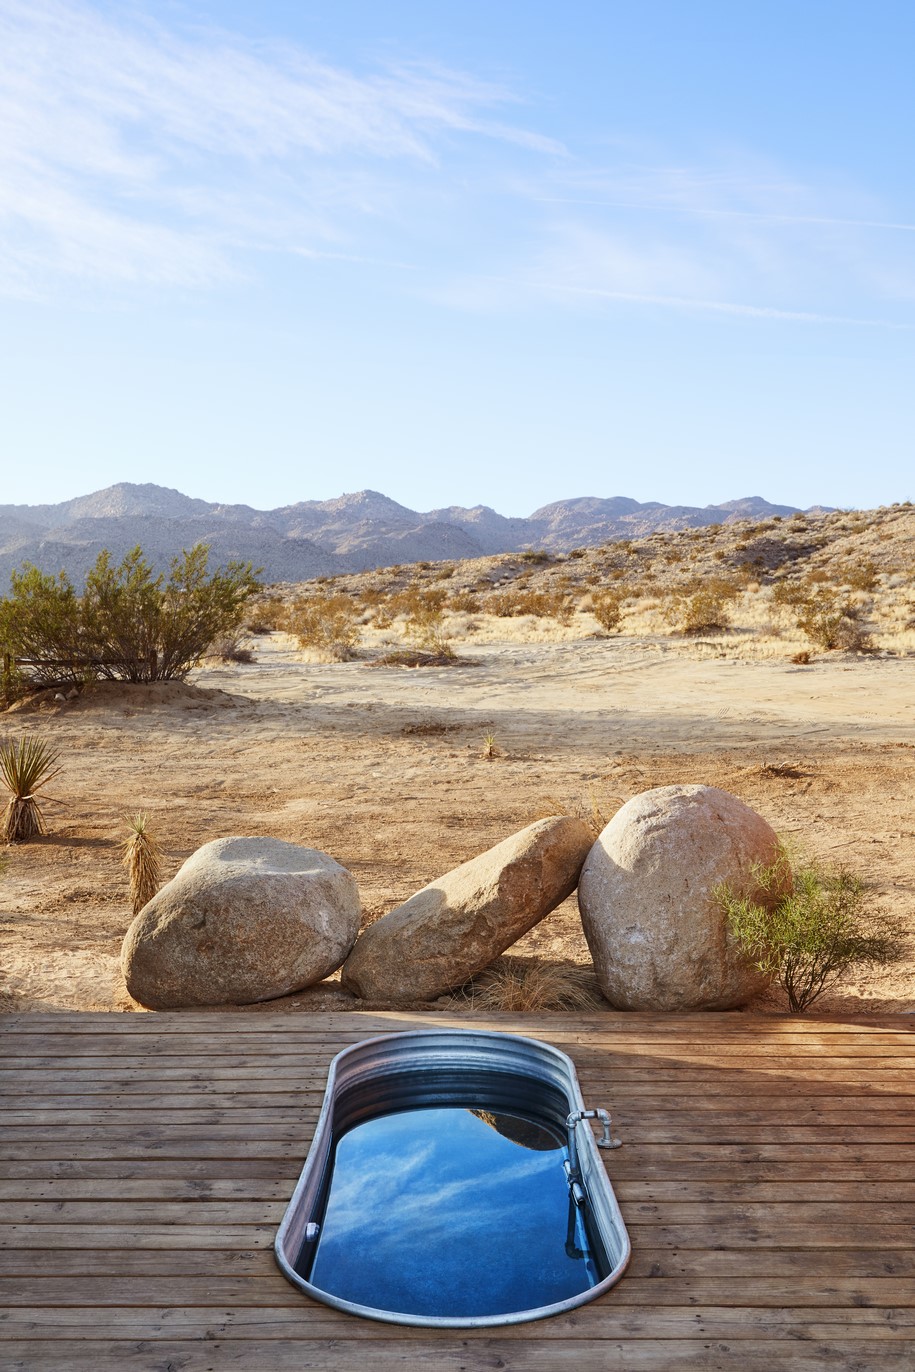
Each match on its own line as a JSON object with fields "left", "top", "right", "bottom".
{"left": 299, "top": 1104, "right": 608, "bottom": 1319}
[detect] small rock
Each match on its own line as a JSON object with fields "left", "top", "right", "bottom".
{"left": 578, "top": 785, "right": 785, "bottom": 1010}
{"left": 341, "top": 816, "right": 593, "bottom": 1002}
{"left": 121, "top": 836, "right": 360, "bottom": 1009}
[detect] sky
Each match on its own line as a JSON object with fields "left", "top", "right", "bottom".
{"left": 1, "top": 0, "right": 913, "bottom": 515}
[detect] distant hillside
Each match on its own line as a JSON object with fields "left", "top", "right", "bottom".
{"left": 0, "top": 482, "right": 834, "bottom": 588}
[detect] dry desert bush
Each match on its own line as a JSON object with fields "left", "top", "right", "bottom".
{"left": 122, "top": 813, "right": 164, "bottom": 915}
{"left": 287, "top": 592, "right": 361, "bottom": 660}
{"left": 272, "top": 503, "right": 915, "bottom": 661}
{"left": 451, "top": 956, "right": 605, "bottom": 1012}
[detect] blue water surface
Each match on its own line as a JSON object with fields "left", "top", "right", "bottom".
{"left": 305, "top": 1105, "right": 602, "bottom": 1318}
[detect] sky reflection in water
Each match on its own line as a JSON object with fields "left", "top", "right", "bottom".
{"left": 306, "top": 1106, "right": 602, "bottom": 1318}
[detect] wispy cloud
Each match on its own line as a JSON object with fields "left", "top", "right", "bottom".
{"left": 0, "top": 0, "right": 559, "bottom": 295}
{"left": 431, "top": 156, "right": 915, "bottom": 326}
{"left": 1, "top": 2, "right": 912, "bottom": 329}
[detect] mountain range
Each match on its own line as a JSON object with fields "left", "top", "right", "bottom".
{"left": 0, "top": 483, "right": 832, "bottom": 588}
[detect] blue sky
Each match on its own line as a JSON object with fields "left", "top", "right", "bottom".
{"left": 1, "top": 0, "right": 913, "bottom": 513}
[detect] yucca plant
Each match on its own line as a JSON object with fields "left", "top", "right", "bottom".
{"left": 0, "top": 735, "right": 62, "bottom": 843}
{"left": 122, "top": 813, "right": 163, "bottom": 915}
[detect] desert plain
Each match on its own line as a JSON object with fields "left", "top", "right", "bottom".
{"left": 1, "top": 620, "right": 913, "bottom": 1018}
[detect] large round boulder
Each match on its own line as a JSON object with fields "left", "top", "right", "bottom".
{"left": 341, "top": 816, "right": 593, "bottom": 1002}
{"left": 121, "top": 836, "right": 360, "bottom": 1009}
{"left": 578, "top": 785, "right": 784, "bottom": 1010}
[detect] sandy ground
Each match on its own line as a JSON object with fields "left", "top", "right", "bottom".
{"left": 1, "top": 632, "right": 913, "bottom": 1016}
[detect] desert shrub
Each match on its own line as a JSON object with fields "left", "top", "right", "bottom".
{"left": 209, "top": 634, "right": 255, "bottom": 664}
{"left": 122, "top": 813, "right": 163, "bottom": 915}
{"left": 488, "top": 588, "right": 573, "bottom": 623}
{"left": 0, "top": 568, "right": 87, "bottom": 689}
{"left": 0, "top": 735, "right": 61, "bottom": 843}
{"left": 287, "top": 593, "right": 361, "bottom": 660}
{"left": 795, "top": 592, "right": 872, "bottom": 651}
{"left": 0, "top": 546, "right": 260, "bottom": 688}
{"left": 841, "top": 559, "right": 879, "bottom": 593}
{"left": 568, "top": 548, "right": 587, "bottom": 559}
{"left": 519, "top": 549, "right": 552, "bottom": 564}
{"left": 771, "top": 579, "right": 810, "bottom": 608}
{"left": 716, "top": 847, "right": 906, "bottom": 1012}
{"left": 245, "top": 594, "right": 286, "bottom": 632}
{"left": 591, "top": 589, "right": 625, "bottom": 631}
{"left": 0, "top": 657, "right": 28, "bottom": 708}
{"left": 381, "top": 586, "right": 453, "bottom": 655}
{"left": 663, "top": 578, "right": 740, "bottom": 634}
{"left": 447, "top": 590, "right": 480, "bottom": 613}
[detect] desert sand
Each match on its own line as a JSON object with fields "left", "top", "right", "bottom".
{"left": 1, "top": 630, "right": 913, "bottom": 1016}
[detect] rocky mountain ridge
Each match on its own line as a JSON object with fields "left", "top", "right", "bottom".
{"left": 0, "top": 482, "right": 833, "bottom": 587}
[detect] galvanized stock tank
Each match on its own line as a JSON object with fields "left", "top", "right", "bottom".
{"left": 275, "top": 1028, "right": 631, "bottom": 1327}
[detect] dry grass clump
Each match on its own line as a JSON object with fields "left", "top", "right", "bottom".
{"left": 398, "top": 587, "right": 454, "bottom": 657}
{"left": 540, "top": 789, "right": 622, "bottom": 837}
{"left": 122, "top": 812, "right": 163, "bottom": 915}
{"left": 663, "top": 578, "right": 741, "bottom": 635}
{"left": 489, "top": 588, "right": 573, "bottom": 623}
{"left": 287, "top": 592, "right": 361, "bottom": 660}
{"left": 209, "top": 633, "right": 255, "bottom": 663}
{"left": 453, "top": 957, "right": 605, "bottom": 1011}
{"left": 0, "top": 734, "right": 61, "bottom": 843}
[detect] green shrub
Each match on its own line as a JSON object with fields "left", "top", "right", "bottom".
{"left": 0, "top": 545, "right": 260, "bottom": 688}
{"left": 716, "top": 848, "right": 906, "bottom": 1012}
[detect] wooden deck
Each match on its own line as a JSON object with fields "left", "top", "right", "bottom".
{"left": 1, "top": 1011, "right": 913, "bottom": 1370}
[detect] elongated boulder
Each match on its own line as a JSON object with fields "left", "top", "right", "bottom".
{"left": 121, "top": 836, "right": 360, "bottom": 1009}
{"left": 341, "top": 817, "right": 593, "bottom": 1002}
{"left": 578, "top": 785, "right": 784, "bottom": 1011}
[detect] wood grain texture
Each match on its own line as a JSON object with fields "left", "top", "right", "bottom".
{"left": 2, "top": 1010, "right": 914, "bottom": 1371}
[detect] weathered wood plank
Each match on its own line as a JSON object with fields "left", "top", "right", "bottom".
{"left": 2, "top": 1220, "right": 913, "bottom": 1251}
{"left": 5, "top": 1122, "right": 915, "bottom": 1149}
{"left": 0, "top": 1338, "right": 908, "bottom": 1371}
{"left": 2, "top": 1305, "right": 914, "bottom": 1337}
{"left": 4, "top": 1198, "right": 914, "bottom": 1227}
{"left": 2, "top": 1247, "right": 913, "bottom": 1280}
{"left": 1, "top": 1010, "right": 913, "bottom": 1370}
{"left": 3, "top": 1010, "right": 909, "bottom": 1035}
{"left": 7, "top": 1031, "right": 915, "bottom": 1053}
{"left": 5, "top": 1104, "right": 914, "bottom": 1130}
{"left": 4, "top": 1177, "right": 914, "bottom": 1204}
{"left": 0, "top": 1277, "right": 913, "bottom": 1312}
